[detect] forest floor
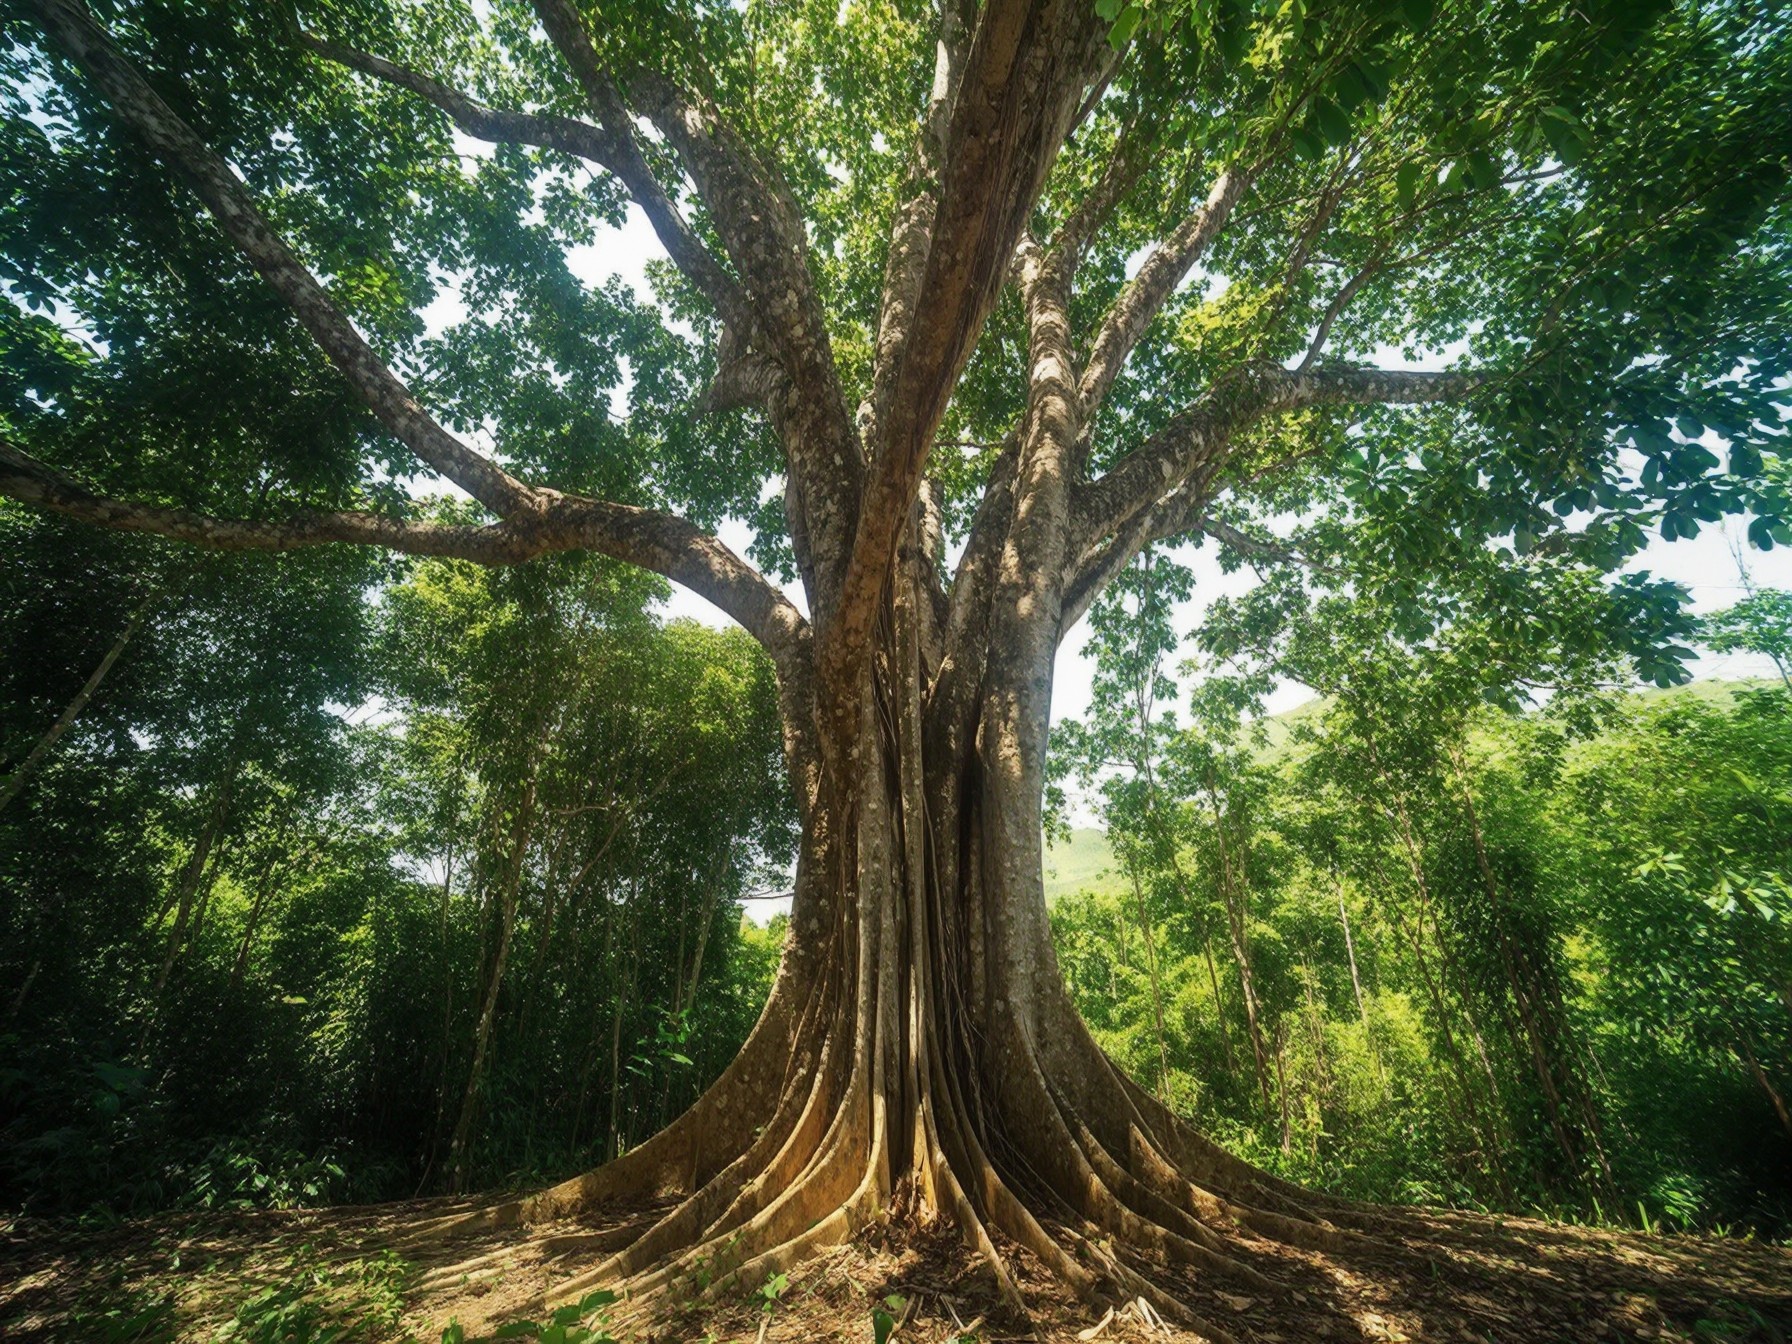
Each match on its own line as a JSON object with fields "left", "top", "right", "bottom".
{"left": 2, "top": 1190, "right": 1789, "bottom": 1344}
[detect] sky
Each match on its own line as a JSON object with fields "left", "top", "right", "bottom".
{"left": 550, "top": 204, "right": 1791, "bottom": 736}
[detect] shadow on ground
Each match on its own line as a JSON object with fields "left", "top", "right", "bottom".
{"left": 3, "top": 1193, "right": 1788, "bottom": 1342}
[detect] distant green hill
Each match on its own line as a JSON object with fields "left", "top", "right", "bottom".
{"left": 1043, "top": 827, "right": 1123, "bottom": 902}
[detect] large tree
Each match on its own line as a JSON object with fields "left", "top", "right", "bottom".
{"left": 3, "top": 0, "right": 1789, "bottom": 1327}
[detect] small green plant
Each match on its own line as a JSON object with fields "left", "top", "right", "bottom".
{"left": 67, "top": 1286, "right": 177, "bottom": 1344}
{"left": 753, "top": 1271, "right": 790, "bottom": 1314}
{"left": 213, "top": 1247, "right": 409, "bottom": 1344}
{"left": 871, "top": 1293, "right": 907, "bottom": 1344}
{"left": 486, "top": 1289, "right": 620, "bottom": 1344}
{"left": 184, "top": 1139, "right": 347, "bottom": 1212}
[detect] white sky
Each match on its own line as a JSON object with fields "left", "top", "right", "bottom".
{"left": 549, "top": 207, "right": 1790, "bottom": 733}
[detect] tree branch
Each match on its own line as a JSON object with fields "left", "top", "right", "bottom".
{"left": 825, "top": 0, "right": 1109, "bottom": 692}
{"left": 0, "top": 437, "right": 810, "bottom": 680}
{"left": 298, "top": 31, "right": 752, "bottom": 335}
{"left": 1075, "top": 361, "right": 1484, "bottom": 549}
{"left": 1059, "top": 460, "right": 1222, "bottom": 634}
{"left": 26, "top": 0, "right": 538, "bottom": 519}
{"left": 1078, "top": 165, "right": 1253, "bottom": 416}
{"left": 526, "top": 0, "right": 858, "bottom": 609}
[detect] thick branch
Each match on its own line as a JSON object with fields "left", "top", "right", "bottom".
{"left": 827, "top": 0, "right": 1109, "bottom": 692}
{"left": 298, "top": 32, "right": 750, "bottom": 334}
{"left": 861, "top": 0, "right": 972, "bottom": 454}
{"left": 1078, "top": 166, "right": 1252, "bottom": 415}
{"left": 1060, "top": 464, "right": 1221, "bottom": 635}
{"left": 1076, "top": 362, "right": 1484, "bottom": 548}
{"left": 28, "top": 0, "right": 536, "bottom": 518}
{"left": 527, "top": 0, "right": 857, "bottom": 605}
{"left": 1192, "top": 514, "right": 1338, "bottom": 574}
{"left": 1052, "top": 131, "right": 1151, "bottom": 269}
{"left": 0, "top": 439, "right": 809, "bottom": 681}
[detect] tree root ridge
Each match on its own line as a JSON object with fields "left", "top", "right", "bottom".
{"left": 412, "top": 999, "right": 1372, "bottom": 1340}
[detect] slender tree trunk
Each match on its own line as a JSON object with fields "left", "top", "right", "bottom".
{"left": 1207, "top": 783, "right": 1274, "bottom": 1113}
{"left": 154, "top": 748, "right": 242, "bottom": 996}
{"left": 1334, "top": 877, "right": 1383, "bottom": 1084}
{"left": 1375, "top": 779, "right": 1512, "bottom": 1157}
{"left": 1127, "top": 869, "right": 1175, "bottom": 1101}
{"left": 419, "top": 841, "right": 458, "bottom": 1194}
{"left": 1447, "top": 743, "right": 1613, "bottom": 1195}
{"left": 1272, "top": 1021, "right": 1294, "bottom": 1155}
{"left": 1203, "top": 935, "right": 1238, "bottom": 1074}
{"left": 1372, "top": 842, "right": 1506, "bottom": 1187}
{"left": 450, "top": 776, "right": 537, "bottom": 1193}
{"left": 1301, "top": 956, "right": 1331, "bottom": 1103}
{"left": 5, "top": 960, "right": 40, "bottom": 1026}
{"left": 228, "top": 848, "right": 298, "bottom": 993}
{"left": 0, "top": 593, "right": 151, "bottom": 814}
{"left": 1740, "top": 1032, "right": 1792, "bottom": 1142}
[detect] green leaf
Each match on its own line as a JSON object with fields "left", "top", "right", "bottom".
{"left": 1107, "top": 3, "right": 1143, "bottom": 49}
{"left": 1334, "top": 63, "right": 1376, "bottom": 114}
{"left": 1312, "top": 97, "right": 1353, "bottom": 146}
{"left": 1289, "top": 125, "right": 1326, "bottom": 161}
{"left": 1401, "top": 0, "right": 1435, "bottom": 31}
{"left": 1396, "top": 161, "right": 1423, "bottom": 212}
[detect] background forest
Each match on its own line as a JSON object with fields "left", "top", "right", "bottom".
{"left": 4, "top": 497, "right": 1789, "bottom": 1237}
{"left": 1050, "top": 544, "right": 1792, "bottom": 1237}
{"left": 0, "top": 517, "right": 795, "bottom": 1215}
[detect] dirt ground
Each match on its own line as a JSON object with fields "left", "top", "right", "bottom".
{"left": 2, "top": 1191, "right": 1789, "bottom": 1343}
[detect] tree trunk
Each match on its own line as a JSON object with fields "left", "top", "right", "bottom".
{"left": 434, "top": 541, "right": 1356, "bottom": 1336}
{"left": 1334, "top": 878, "right": 1383, "bottom": 1084}
{"left": 153, "top": 748, "right": 241, "bottom": 997}
{"left": 1206, "top": 782, "right": 1276, "bottom": 1116}
{"left": 0, "top": 591, "right": 151, "bottom": 814}
{"left": 1447, "top": 743, "right": 1614, "bottom": 1196}
{"left": 1126, "top": 870, "right": 1174, "bottom": 1102}
{"left": 450, "top": 776, "right": 537, "bottom": 1193}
